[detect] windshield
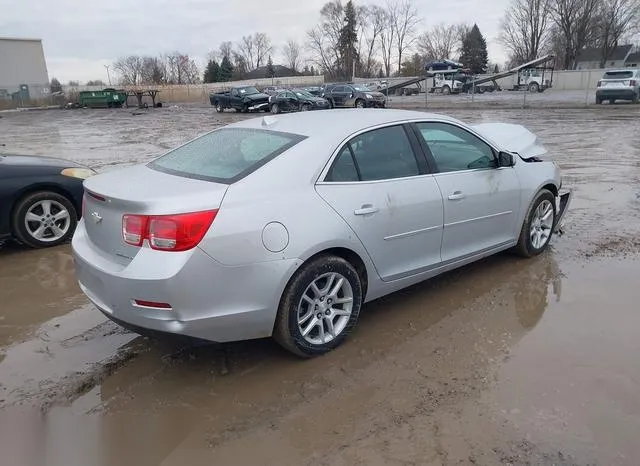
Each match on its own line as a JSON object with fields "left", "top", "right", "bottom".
{"left": 603, "top": 71, "right": 633, "bottom": 79}
{"left": 148, "top": 128, "right": 306, "bottom": 183}
{"left": 237, "top": 86, "right": 260, "bottom": 95}
{"left": 294, "top": 90, "right": 314, "bottom": 98}
{"left": 352, "top": 85, "right": 371, "bottom": 92}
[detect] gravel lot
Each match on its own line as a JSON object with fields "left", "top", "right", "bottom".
{"left": 1, "top": 99, "right": 639, "bottom": 466}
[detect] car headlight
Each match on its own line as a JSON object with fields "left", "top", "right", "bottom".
{"left": 61, "top": 167, "right": 96, "bottom": 179}
{"left": 365, "top": 94, "right": 373, "bottom": 99}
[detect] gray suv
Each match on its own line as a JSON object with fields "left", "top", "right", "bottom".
{"left": 596, "top": 69, "right": 640, "bottom": 104}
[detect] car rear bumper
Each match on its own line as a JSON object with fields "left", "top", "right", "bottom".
{"left": 596, "top": 89, "right": 637, "bottom": 99}
{"left": 72, "top": 220, "right": 299, "bottom": 343}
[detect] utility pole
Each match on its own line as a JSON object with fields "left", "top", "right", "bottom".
{"left": 104, "top": 65, "right": 112, "bottom": 86}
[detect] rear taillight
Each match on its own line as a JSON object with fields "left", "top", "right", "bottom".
{"left": 82, "top": 194, "right": 86, "bottom": 217}
{"left": 630, "top": 79, "right": 637, "bottom": 86}
{"left": 597, "top": 80, "right": 602, "bottom": 87}
{"left": 122, "top": 210, "right": 217, "bottom": 251}
{"left": 122, "top": 214, "right": 148, "bottom": 247}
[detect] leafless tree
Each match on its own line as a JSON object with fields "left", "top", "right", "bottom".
{"left": 140, "top": 56, "right": 167, "bottom": 85}
{"left": 113, "top": 56, "right": 143, "bottom": 85}
{"left": 500, "top": 0, "right": 553, "bottom": 64}
{"left": 550, "top": 0, "right": 601, "bottom": 69}
{"left": 219, "top": 41, "right": 234, "bottom": 59}
{"left": 359, "top": 5, "right": 386, "bottom": 77}
{"left": 390, "top": 0, "right": 421, "bottom": 74}
{"left": 595, "top": 0, "right": 640, "bottom": 66}
{"left": 283, "top": 39, "right": 302, "bottom": 72}
{"left": 254, "top": 33, "right": 273, "bottom": 69}
{"left": 306, "top": 1, "right": 344, "bottom": 77}
{"left": 379, "top": 8, "right": 395, "bottom": 76}
{"left": 164, "top": 53, "right": 200, "bottom": 84}
{"left": 237, "top": 33, "right": 273, "bottom": 71}
{"left": 416, "top": 23, "right": 461, "bottom": 61}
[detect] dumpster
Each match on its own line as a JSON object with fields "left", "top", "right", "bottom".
{"left": 79, "top": 88, "right": 127, "bottom": 108}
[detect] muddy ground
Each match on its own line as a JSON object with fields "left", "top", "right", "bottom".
{"left": 1, "top": 102, "right": 639, "bottom": 466}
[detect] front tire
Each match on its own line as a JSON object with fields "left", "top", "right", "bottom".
{"left": 515, "top": 189, "right": 556, "bottom": 258}
{"left": 270, "top": 103, "right": 280, "bottom": 114}
{"left": 355, "top": 99, "right": 366, "bottom": 108}
{"left": 215, "top": 102, "right": 223, "bottom": 113}
{"left": 12, "top": 191, "right": 77, "bottom": 248}
{"left": 274, "top": 255, "right": 363, "bottom": 357}
{"left": 529, "top": 82, "right": 539, "bottom": 93}
{"left": 442, "top": 85, "right": 451, "bottom": 95}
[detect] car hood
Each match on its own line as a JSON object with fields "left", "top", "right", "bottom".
{"left": 470, "top": 123, "right": 547, "bottom": 158}
{"left": 368, "top": 91, "right": 386, "bottom": 98}
{"left": 0, "top": 153, "right": 88, "bottom": 169}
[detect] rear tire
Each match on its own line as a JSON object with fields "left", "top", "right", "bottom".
{"left": 596, "top": 96, "right": 603, "bottom": 104}
{"left": 274, "top": 255, "right": 363, "bottom": 357}
{"left": 515, "top": 189, "right": 556, "bottom": 258}
{"left": 12, "top": 191, "right": 78, "bottom": 249}
{"left": 529, "top": 82, "right": 539, "bottom": 93}
{"left": 355, "top": 99, "right": 366, "bottom": 108}
{"left": 215, "top": 102, "right": 223, "bottom": 113}
{"left": 270, "top": 103, "right": 280, "bottom": 114}
{"left": 442, "top": 85, "right": 451, "bottom": 95}
{"left": 632, "top": 92, "right": 639, "bottom": 104}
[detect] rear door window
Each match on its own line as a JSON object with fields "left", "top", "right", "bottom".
{"left": 603, "top": 71, "right": 633, "bottom": 79}
{"left": 149, "top": 128, "right": 306, "bottom": 183}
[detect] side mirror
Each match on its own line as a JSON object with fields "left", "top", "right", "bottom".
{"left": 498, "top": 152, "right": 515, "bottom": 167}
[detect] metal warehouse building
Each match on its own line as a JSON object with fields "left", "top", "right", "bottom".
{"left": 0, "top": 37, "right": 50, "bottom": 102}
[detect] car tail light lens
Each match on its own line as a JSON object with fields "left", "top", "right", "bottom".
{"left": 630, "top": 79, "right": 637, "bottom": 86}
{"left": 597, "top": 80, "right": 602, "bottom": 87}
{"left": 122, "top": 210, "right": 217, "bottom": 251}
{"left": 82, "top": 194, "right": 86, "bottom": 218}
{"left": 122, "top": 214, "right": 148, "bottom": 246}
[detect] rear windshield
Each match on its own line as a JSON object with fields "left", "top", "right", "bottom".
{"left": 148, "top": 127, "right": 306, "bottom": 183}
{"left": 603, "top": 71, "right": 633, "bottom": 79}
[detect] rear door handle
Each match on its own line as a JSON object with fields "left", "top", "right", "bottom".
{"left": 354, "top": 205, "right": 379, "bottom": 216}
{"left": 448, "top": 191, "right": 466, "bottom": 200}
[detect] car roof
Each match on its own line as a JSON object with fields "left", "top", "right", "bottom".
{"left": 227, "top": 109, "right": 461, "bottom": 140}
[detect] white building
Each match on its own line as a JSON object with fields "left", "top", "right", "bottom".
{"left": 0, "top": 37, "right": 50, "bottom": 101}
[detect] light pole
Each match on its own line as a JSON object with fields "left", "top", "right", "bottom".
{"left": 104, "top": 65, "right": 112, "bottom": 86}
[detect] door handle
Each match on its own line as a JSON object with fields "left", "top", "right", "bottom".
{"left": 354, "top": 205, "right": 379, "bottom": 216}
{"left": 448, "top": 191, "right": 466, "bottom": 200}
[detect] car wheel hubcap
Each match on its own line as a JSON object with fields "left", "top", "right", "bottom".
{"left": 297, "top": 272, "right": 353, "bottom": 345}
{"left": 530, "top": 200, "right": 553, "bottom": 249}
{"left": 24, "top": 200, "right": 71, "bottom": 242}
{"left": 271, "top": 105, "right": 278, "bottom": 113}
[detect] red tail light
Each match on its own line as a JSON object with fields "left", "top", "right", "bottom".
{"left": 630, "top": 79, "right": 637, "bottom": 86}
{"left": 597, "top": 80, "right": 602, "bottom": 87}
{"left": 122, "top": 210, "right": 217, "bottom": 251}
{"left": 82, "top": 194, "right": 86, "bottom": 218}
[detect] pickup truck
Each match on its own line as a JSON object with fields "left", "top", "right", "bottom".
{"left": 209, "top": 86, "right": 271, "bottom": 113}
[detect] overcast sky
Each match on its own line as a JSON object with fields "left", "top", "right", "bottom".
{"left": 1, "top": 0, "right": 511, "bottom": 83}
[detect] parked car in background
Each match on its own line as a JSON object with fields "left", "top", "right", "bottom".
{"left": 269, "top": 89, "right": 330, "bottom": 113}
{"left": 301, "top": 86, "right": 324, "bottom": 96}
{"left": 262, "top": 86, "right": 284, "bottom": 96}
{"left": 323, "top": 83, "right": 386, "bottom": 108}
{"left": 595, "top": 69, "right": 640, "bottom": 104}
{"left": 0, "top": 154, "right": 95, "bottom": 248}
{"left": 209, "top": 86, "right": 271, "bottom": 113}
{"left": 73, "top": 109, "right": 571, "bottom": 358}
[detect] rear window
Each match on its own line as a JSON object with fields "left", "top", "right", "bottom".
{"left": 148, "top": 127, "right": 306, "bottom": 183}
{"left": 603, "top": 71, "right": 633, "bottom": 79}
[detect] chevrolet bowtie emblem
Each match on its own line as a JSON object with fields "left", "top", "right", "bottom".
{"left": 91, "top": 212, "right": 103, "bottom": 224}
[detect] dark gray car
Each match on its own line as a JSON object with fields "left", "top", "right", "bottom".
{"left": 323, "top": 84, "right": 386, "bottom": 109}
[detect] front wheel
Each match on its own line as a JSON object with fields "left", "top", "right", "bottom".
{"left": 274, "top": 255, "right": 363, "bottom": 357}
{"left": 515, "top": 189, "right": 556, "bottom": 257}
{"left": 215, "top": 103, "right": 223, "bottom": 113}
{"left": 528, "top": 82, "right": 539, "bottom": 93}
{"left": 355, "top": 99, "right": 366, "bottom": 108}
{"left": 442, "top": 85, "right": 451, "bottom": 95}
{"left": 270, "top": 103, "right": 280, "bottom": 114}
{"left": 12, "top": 191, "right": 78, "bottom": 248}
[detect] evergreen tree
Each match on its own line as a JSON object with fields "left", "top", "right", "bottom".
{"left": 338, "top": 1, "right": 358, "bottom": 80}
{"left": 203, "top": 59, "right": 220, "bottom": 83}
{"left": 459, "top": 24, "right": 488, "bottom": 75}
{"left": 266, "top": 55, "right": 275, "bottom": 78}
{"left": 218, "top": 55, "right": 234, "bottom": 82}
{"left": 50, "top": 78, "right": 62, "bottom": 93}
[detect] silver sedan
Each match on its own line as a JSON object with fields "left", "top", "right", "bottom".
{"left": 72, "top": 109, "right": 571, "bottom": 357}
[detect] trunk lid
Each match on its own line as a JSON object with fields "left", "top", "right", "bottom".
{"left": 471, "top": 123, "right": 547, "bottom": 158}
{"left": 82, "top": 164, "right": 229, "bottom": 261}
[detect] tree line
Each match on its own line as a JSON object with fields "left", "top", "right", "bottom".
{"left": 82, "top": 0, "right": 638, "bottom": 86}
{"left": 500, "top": 0, "right": 639, "bottom": 69}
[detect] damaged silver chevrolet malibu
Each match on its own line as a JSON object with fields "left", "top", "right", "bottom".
{"left": 72, "top": 109, "right": 571, "bottom": 357}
